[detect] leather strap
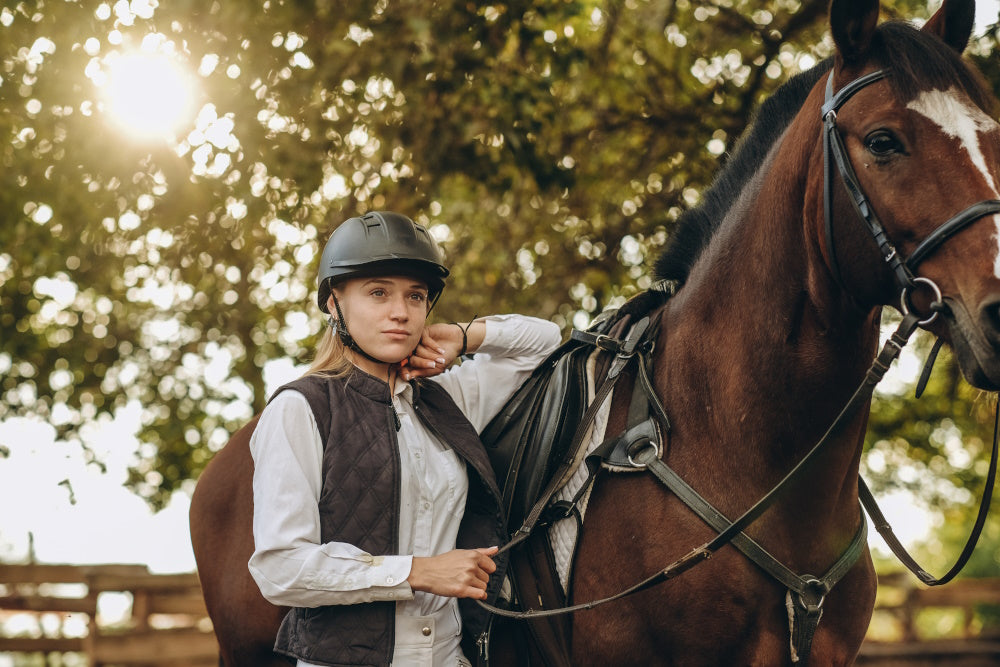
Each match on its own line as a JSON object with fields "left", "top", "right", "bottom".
{"left": 570, "top": 328, "right": 628, "bottom": 354}
{"left": 859, "top": 399, "right": 999, "bottom": 586}
{"left": 822, "top": 69, "right": 1000, "bottom": 296}
{"left": 822, "top": 70, "right": 915, "bottom": 291}
{"left": 905, "top": 200, "right": 1000, "bottom": 270}
{"left": 629, "top": 441, "right": 865, "bottom": 666}
{"left": 629, "top": 441, "right": 867, "bottom": 600}
{"left": 479, "top": 312, "right": 922, "bottom": 621}
{"left": 482, "top": 306, "right": 993, "bottom": 633}
{"left": 501, "top": 316, "right": 652, "bottom": 555}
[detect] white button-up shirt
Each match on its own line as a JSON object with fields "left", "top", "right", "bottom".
{"left": 248, "top": 314, "right": 561, "bottom": 666}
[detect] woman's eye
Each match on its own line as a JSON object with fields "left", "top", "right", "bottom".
{"left": 865, "top": 130, "right": 904, "bottom": 158}
{"left": 410, "top": 293, "right": 427, "bottom": 302}
{"left": 371, "top": 289, "right": 387, "bottom": 297}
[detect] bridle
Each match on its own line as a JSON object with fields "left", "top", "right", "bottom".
{"left": 821, "top": 68, "right": 1000, "bottom": 323}
{"left": 476, "top": 67, "right": 1000, "bottom": 666}
{"left": 820, "top": 65, "right": 999, "bottom": 585}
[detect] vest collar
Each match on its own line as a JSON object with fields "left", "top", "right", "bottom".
{"left": 343, "top": 367, "right": 395, "bottom": 404}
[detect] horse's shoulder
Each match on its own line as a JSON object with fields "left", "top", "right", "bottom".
{"left": 190, "top": 413, "right": 260, "bottom": 517}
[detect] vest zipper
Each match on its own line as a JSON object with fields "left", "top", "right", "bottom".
{"left": 390, "top": 402, "right": 401, "bottom": 431}
{"left": 387, "top": 392, "right": 401, "bottom": 662}
{"left": 388, "top": 379, "right": 401, "bottom": 431}
{"left": 477, "top": 614, "right": 494, "bottom": 665}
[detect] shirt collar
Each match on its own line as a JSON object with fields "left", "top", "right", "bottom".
{"left": 395, "top": 379, "right": 413, "bottom": 402}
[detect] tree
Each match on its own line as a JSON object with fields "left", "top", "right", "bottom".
{"left": 1, "top": 0, "right": 997, "bottom": 552}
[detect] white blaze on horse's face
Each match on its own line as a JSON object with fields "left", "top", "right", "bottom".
{"left": 906, "top": 88, "right": 1000, "bottom": 277}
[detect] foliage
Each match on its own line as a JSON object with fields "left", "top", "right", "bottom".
{"left": 1, "top": 0, "right": 998, "bottom": 567}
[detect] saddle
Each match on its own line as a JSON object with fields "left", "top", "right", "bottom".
{"left": 480, "top": 308, "right": 651, "bottom": 666}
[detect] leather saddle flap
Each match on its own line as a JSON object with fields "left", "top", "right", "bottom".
{"left": 481, "top": 339, "right": 592, "bottom": 530}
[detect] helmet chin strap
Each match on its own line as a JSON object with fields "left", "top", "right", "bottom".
{"left": 330, "top": 295, "right": 404, "bottom": 431}
{"left": 330, "top": 294, "right": 398, "bottom": 368}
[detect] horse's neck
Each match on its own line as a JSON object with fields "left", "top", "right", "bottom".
{"left": 659, "top": 120, "right": 878, "bottom": 544}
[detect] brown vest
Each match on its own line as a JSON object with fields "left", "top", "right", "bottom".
{"left": 271, "top": 371, "right": 507, "bottom": 667}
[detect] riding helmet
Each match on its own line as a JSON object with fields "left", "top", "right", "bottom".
{"left": 317, "top": 211, "right": 449, "bottom": 313}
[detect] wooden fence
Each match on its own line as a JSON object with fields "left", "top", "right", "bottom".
{"left": 1, "top": 564, "right": 999, "bottom": 665}
{"left": 0, "top": 563, "right": 216, "bottom": 666}
{"left": 858, "top": 572, "right": 1000, "bottom": 666}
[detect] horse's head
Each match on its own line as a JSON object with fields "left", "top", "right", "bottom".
{"left": 819, "top": 0, "right": 1000, "bottom": 389}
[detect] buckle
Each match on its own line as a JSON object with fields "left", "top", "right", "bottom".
{"left": 594, "top": 334, "right": 620, "bottom": 353}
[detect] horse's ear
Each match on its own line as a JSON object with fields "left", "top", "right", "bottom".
{"left": 922, "top": 0, "right": 975, "bottom": 53}
{"left": 829, "top": 0, "right": 881, "bottom": 62}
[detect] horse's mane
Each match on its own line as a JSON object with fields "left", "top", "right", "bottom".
{"left": 649, "top": 58, "right": 833, "bottom": 288}
{"left": 617, "top": 19, "right": 996, "bottom": 322}
{"left": 644, "top": 20, "right": 993, "bottom": 287}
{"left": 613, "top": 58, "right": 833, "bottom": 320}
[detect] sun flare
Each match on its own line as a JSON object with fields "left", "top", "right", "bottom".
{"left": 102, "top": 52, "right": 194, "bottom": 139}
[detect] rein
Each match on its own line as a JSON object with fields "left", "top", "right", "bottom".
{"left": 478, "top": 309, "right": 998, "bottom": 635}
{"left": 861, "top": 402, "right": 999, "bottom": 587}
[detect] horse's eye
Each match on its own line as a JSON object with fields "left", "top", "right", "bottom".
{"left": 864, "top": 130, "right": 903, "bottom": 157}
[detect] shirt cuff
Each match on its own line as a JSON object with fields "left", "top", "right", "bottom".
{"left": 366, "top": 554, "right": 414, "bottom": 601}
{"left": 297, "top": 553, "right": 414, "bottom": 603}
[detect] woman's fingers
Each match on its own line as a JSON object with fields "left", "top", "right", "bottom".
{"left": 407, "top": 547, "right": 499, "bottom": 599}
{"left": 401, "top": 330, "right": 453, "bottom": 380}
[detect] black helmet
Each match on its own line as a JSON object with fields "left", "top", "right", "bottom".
{"left": 317, "top": 211, "right": 449, "bottom": 313}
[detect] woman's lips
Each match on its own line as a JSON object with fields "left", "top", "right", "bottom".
{"left": 383, "top": 329, "right": 411, "bottom": 340}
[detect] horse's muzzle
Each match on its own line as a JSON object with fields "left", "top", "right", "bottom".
{"left": 942, "top": 295, "right": 1000, "bottom": 391}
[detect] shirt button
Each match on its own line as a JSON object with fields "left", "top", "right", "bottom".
{"left": 421, "top": 626, "right": 432, "bottom": 637}
{"left": 423, "top": 502, "right": 431, "bottom": 510}
{"left": 386, "top": 576, "right": 395, "bottom": 585}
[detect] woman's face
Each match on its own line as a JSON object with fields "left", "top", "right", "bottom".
{"left": 329, "top": 275, "right": 430, "bottom": 373}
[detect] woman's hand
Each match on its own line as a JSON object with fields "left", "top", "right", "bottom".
{"left": 400, "top": 321, "right": 484, "bottom": 381}
{"left": 407, "top": 546, "right": 499, "bottom": 599}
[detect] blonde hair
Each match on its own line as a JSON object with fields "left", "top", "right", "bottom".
{"left": 304, "top": 325, "right": 355, "bottom": 378}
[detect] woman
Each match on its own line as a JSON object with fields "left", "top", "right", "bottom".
{"left": 248, "top": 211, "right": 561, "bottom": 667}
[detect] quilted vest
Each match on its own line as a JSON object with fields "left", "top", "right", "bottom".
{"left": 270, "top": 370, "right": 507, "bottom": 667}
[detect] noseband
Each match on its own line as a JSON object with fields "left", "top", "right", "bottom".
{"left": 822, "top": 69, "right": 1000, "bottom": 324}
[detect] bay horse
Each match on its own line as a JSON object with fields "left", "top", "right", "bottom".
{"left": 565, "top": 0, "right": 1000, "bottom": 663}
{"left": 189, "top": 0, "right": 1000, "bottom": 664}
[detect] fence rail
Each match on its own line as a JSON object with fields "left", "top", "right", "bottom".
{"left": 0, "top": 563, "right": 216, "bottom": 666}
{"left": 2, "top": 564, "right": 999, "bottom": 665}
{"left": 858, "top": 572, "right": 1000, "bottom": 666}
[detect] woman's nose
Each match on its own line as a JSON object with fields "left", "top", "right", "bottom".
{"left": 388, "top": 295, "right": 410, "bottom": 319}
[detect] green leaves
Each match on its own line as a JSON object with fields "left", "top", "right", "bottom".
{"left": 3, "top": 0, "right": 997, "bottom": 517}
